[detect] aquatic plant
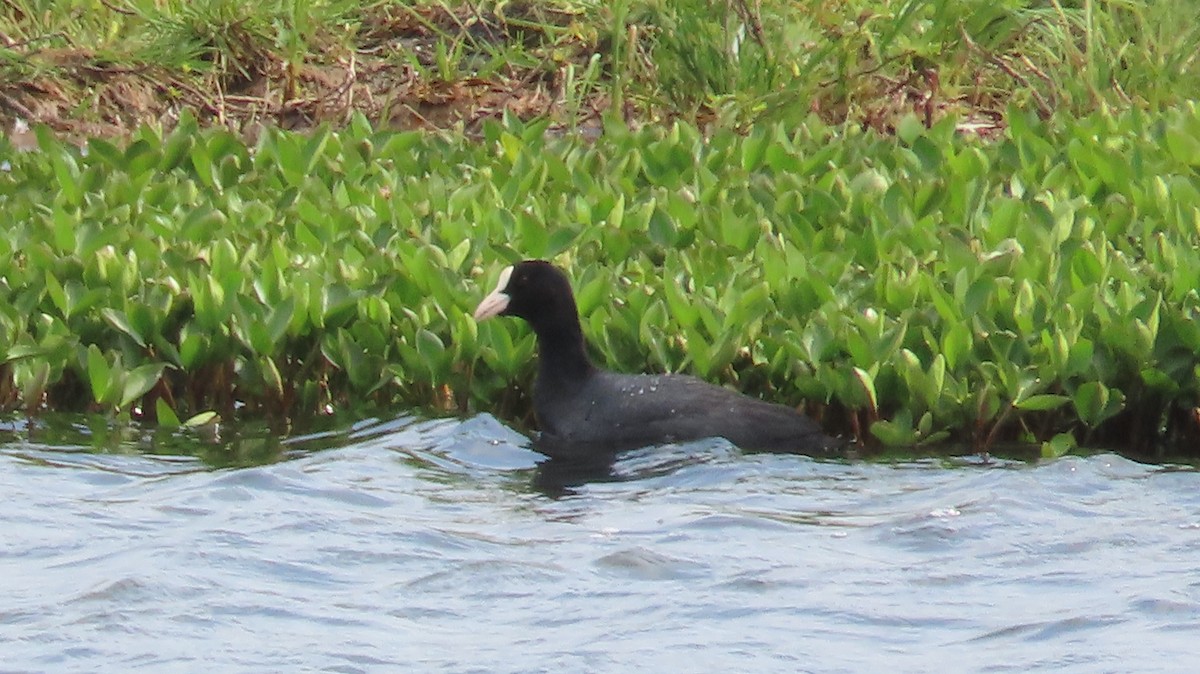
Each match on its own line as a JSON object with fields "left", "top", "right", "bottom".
{"left": 2, "top": 102, "right": 1199, "bottom": 454}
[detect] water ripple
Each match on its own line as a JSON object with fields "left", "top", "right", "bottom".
{"left": 1, "top": 415, "right": 1199, "bottom": 672}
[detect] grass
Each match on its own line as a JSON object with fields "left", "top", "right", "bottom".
{"left": 1, "top": 0, "right": 1198, "bottom": 137}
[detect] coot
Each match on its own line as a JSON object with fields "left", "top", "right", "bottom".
{"left": 474, "top": 260, "right": 840, "bottom": 456}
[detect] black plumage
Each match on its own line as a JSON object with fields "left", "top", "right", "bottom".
{"left": 474, "top": 260, "right": 840, "bottom": 457}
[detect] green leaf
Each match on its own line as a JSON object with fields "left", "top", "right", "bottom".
{"left": 184, "top": 411, "right": 220, "bottom": 427}
{"left": 852, "top": 367, "right": 878, "bottom": 414}
{"left": 156, "top": 398, "right": 181, "bottom": 428}
{"left": 260, "top": 356, "right": 283, "bottom": 396}
{"left": 1041, "top": 432, "right": 1077, "bottom": 459}
{"left": 447, "top": 239, "right": 472, "bottom": 271}
{"left": 51, "top": 205, "right": 79, "bottom": 254}
{"left": 88, "top": 138, "right": 126, "bottom": 169}
{"left": 546, "top": 228, "right": 578, "bottom": 257}
{"left": 647, "top": 204, "right": 677, "bottom": 247}
{"left": 86, "top": 344, "right": 110, "bottom": 404}
{"left": 266, "top": 298, "right": 295, "bottom": 347}
{"left": 927, "top": 354, "right": 946, "bottom": 403}
{"left": 663, "top": 279, "right": 700, "bottom": 329}
{"left": 45, "top": 271, "right": 68, "bottom": 317}
{"left": 608, "top": 194, "right": 626, "bottom": 229}
{"left": 179, "top": 331, "right": 205, "bottom": 369}
{"left": 917, "top": 411, "right": 933, "bottom": 437}
{"left": 942, "top": 323, "right": 971, "bottom": 371}
{"left": 871, "top": 409, "right": 915, "bottom": 446}
{"left": 741, "top": 129, "right": 769, "bottom": 171}
{"left": 16, "top": 360, "right": 51, "bottom": 408}
{"left": 575, "top": 274, "right": 608, "bottom": 317}
{"left": 897, "top": 114, "right": 925, "bottom": 145}
{"left": 101, "top": 308, "right": 148, "bottom": 348}
{"left": 121, "top": 363, "right": 167, "bottom": 409}
{"left": 43, "top": 144, "right": 81, "bottom": 206}
{"left": 190, "top": 139, "right": 216, "bottom": 190}
{"left": 161, "top": 130, "right": 195, "bottom": 172}
{"left": 1165, "top": 126, "right": 1200, "bottom": 166}
{"left": 1073, "top": 381, "right": 1125, "bottom": 428}
{"left": 301, "top": 126, "right": 331, "bottom": 177}
{"left": 1014, "top": 394, "right": 1070, "bottom": 412}
{"left": 124, "top": 138, "right": 160, "bottom": 177}
{"left": 416, "top": 329, "right": 444, "bottom": 359}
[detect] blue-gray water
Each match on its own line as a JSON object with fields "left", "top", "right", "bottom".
{"left": 2, "top": 413, "right": 1199, "bottom": 673}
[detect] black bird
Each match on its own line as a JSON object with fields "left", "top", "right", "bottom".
{"left": 473, "top": 260, "right": 840, "bottom": 458}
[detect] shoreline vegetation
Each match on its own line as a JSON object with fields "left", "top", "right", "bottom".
{"left": 2, "top": 0, "right": 1200, "bottom": 458}
{"left": 6, "top": 0, "right": 1199, "bottom": 141}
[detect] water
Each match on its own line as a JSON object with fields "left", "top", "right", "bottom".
{"left": 2, "top": 413, "right": 1199, "bottom": 673}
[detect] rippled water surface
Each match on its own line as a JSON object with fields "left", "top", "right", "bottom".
{"left": 3, "top": 413, "right": 1199, "bottom": 673}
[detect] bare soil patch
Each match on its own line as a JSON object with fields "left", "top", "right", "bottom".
{"left": 1, "top": 3, "right": 599, "bottom": 144}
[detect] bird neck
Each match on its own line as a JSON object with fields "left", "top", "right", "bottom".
{"left": 532, "top": 315, "right": 596, "bottom": 386}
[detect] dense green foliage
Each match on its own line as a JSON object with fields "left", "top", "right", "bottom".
{"left": 3, "top": 104, "right": 1200, "bottom": 454}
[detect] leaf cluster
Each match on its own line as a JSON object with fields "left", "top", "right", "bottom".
{"left": 3, "top": 103, "right": 1200, "bottom": 455}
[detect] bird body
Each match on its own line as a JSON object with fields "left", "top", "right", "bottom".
{"left": 535, "top": 370, "right": 836, "bottom": 452}
{"left": 474, "top": 260, "right": 839, "bottom": 457}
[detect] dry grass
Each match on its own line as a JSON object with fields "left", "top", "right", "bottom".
{"left": 1, "top": 0, "right": 1197, "bottom": 143}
